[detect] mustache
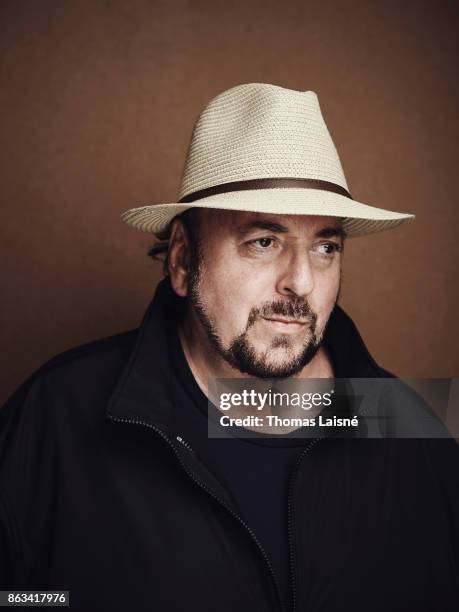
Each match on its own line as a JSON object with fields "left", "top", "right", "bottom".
{"left": 247, "top": 300, "right": 317, "bottom": 328}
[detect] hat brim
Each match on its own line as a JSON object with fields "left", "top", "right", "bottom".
{"left": 121, "top": 188, "right": 415, "bottom": 238}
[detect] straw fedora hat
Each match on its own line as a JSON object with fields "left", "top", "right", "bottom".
{"left": 121, "top": 82, "right": 414, "bottom": 237}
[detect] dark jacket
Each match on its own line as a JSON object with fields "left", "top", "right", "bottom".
{"left": 1, "top": 278, "right": 458, "bottom": 611}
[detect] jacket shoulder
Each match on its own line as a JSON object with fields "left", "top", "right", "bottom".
{"left": 0, "top": 329, "right": 140, "bottom": 583}
{"left": 34, "top": 328, "right": 139, "bottom": 377}
{"left": 0, "top": 327, "right": 139, "bottom": 493}
{"left": 1, "top": 328, "right": 139, "bottom": 425}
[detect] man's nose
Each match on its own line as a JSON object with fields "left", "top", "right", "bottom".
{"left": 275, "top": 248, "right": 314, "bottom": 298}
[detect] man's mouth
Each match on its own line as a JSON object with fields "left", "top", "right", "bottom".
{"left": 262, "top": 316, "right": 308, "bottom": 331}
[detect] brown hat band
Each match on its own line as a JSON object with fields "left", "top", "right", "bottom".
{"left": 178, "top": 177, "right": 353, "bottom": 204}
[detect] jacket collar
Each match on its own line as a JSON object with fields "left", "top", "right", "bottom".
{"left": 107, "top": 277, "right": 385, "bottom": 433}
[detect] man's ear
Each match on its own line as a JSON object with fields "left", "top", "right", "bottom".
{"left": 167, "top": 218, "right": 192, "bottom": 297}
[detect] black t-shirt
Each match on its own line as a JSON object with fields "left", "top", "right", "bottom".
{"left": 167, "top": 318, "right": 309, "bottom": 611}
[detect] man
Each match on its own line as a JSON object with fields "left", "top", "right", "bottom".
{"left": 1, "top": 83, "right": 458, "bottom": 611}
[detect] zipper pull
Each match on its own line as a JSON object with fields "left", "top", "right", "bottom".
{"left": 176, "top": 435, "right": 194, "bottom": 452}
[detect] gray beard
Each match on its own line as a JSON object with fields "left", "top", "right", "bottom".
{"left": 188, "top": 278, "right": 329, "bottom": 380}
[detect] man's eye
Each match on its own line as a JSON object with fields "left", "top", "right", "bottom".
{"left": 315, "top": 242, "right": 342, "bottom": 256}
{"left": 251, "top": 237, "right": 275, "bottom": 248}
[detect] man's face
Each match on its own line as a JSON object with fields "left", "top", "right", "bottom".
{"left": 184, "top": 210, "right": 344, "bottom": 379}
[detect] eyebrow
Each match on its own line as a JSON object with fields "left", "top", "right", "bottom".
{"left": 236, "top": 221, "right": 290, "bottom": 236}
{"left": 236, "top": 221, "right": 347, "bottom": 241}
{"left": 315, "top": 226, "right": 347, "bottom": 241}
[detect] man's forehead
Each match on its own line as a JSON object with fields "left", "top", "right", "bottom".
{"left": 198, "top": 208, "right": 344, "bottom": 235}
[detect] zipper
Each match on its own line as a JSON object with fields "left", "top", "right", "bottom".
{"left": 286, "top": 381, "right": 358, "bottom": 610}
{"left": 108, "top": 413, "right": 285, "bottom": 612}
{"left": 175, "top": 435, "right": 194, "bottom": 452}
{"left": 287, "top": 435, "right": 324, "bottom": 612}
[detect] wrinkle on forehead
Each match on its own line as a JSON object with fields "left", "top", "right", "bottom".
{"left": 198, "top": 209, "right": 344, "bottom": 240}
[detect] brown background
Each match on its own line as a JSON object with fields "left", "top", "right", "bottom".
{"left": 1, "top": 0, "right": 458, "bottom": 406}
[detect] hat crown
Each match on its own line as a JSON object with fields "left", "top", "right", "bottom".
{"left": 179, "top": 83, "right": 348, "bottom": 200}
